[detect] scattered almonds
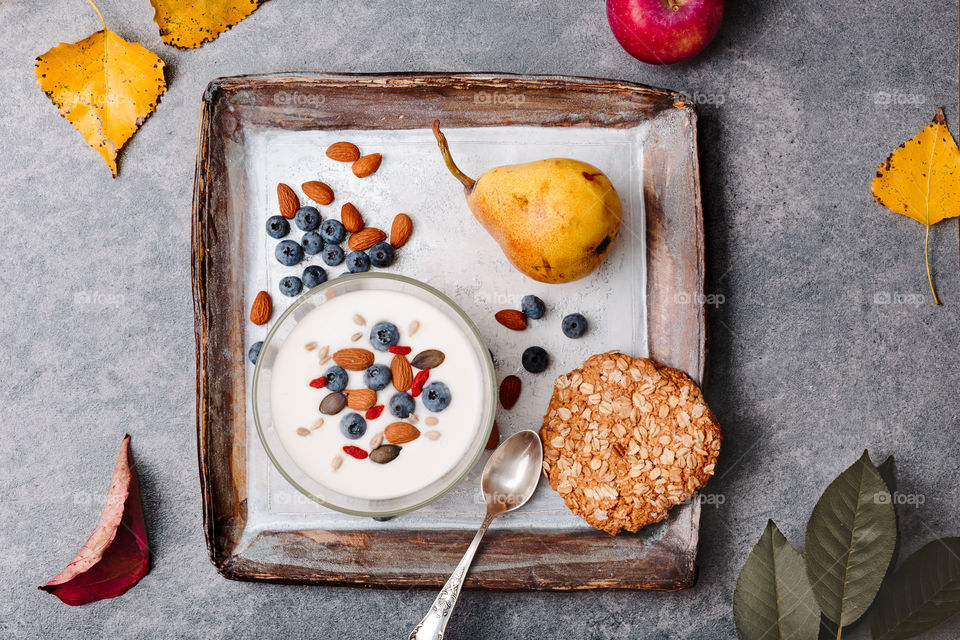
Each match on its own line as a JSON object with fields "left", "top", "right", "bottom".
{"left": 352, "top": 153, "right": 382, "bottom": 178}
{"left": 302, "top": 181, "right": 334, "bottom": 205}
{"left": 499, "top": 375, "right": 521, "bottom": 410}
{"left": 495, "top": 309, "right": 527, "bottom": 331}
{"left": 333, "top": 348, "right": 375, "bottom": 371}
{"left": 249, "top": 291, "right": 272, "bottom": 326}
{"left": 341, "top": 202, "right": 364, "bottom": 232}
{"left": 348, "top": 227, "right": 386, "bottom": 251}
{"left": 277, "top": 183, "right": 299, "bottom": 218}
{"left": 326, "top": 141, "right": 360, "bottom": 163}
{"left": 346, "top": 388, "right": 377, "bottom": 411}
{"left": 391, "top": 354, "right": 413, "bottom": 392}
{"left": 390, "top": 213, "right": 413, "bottom": 248}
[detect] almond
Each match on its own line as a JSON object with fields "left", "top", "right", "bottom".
{"left": 326, "top": 141, "right": 360, "bottom": 163}
{"left": 302, "top": 181, "right": 334, "bottom": 205}
{"left": 495, "top": 309, "right": 527, "bottom": 331}
{"left": 499, "top": 375, "right": 521, "bottom": 410}
{"left": 345, "top": 388, "right": 377, "bottom": 411}
{"left": 390, "top": 213, "right": 413, "bottom": 248}
{"left": 348, "top": 227, "right": 386, "bottom": 251}
{"left": 249, "top": 290, "right": 272, "bottom": 325}
{"left": 277, "top": 183, "right": 299, "bottom": 218}
{"left": 341, "top": 202, "right": 364, "bottom": 233}
{"left": 332, "top": 348, "right": 375, "bottom": 371}
{"left": 352, "top": 153, "right": 382, "bottom": 178}
{"left": 391, "top": 354, "right": 413, "bottom": 392}
{"left": 384, "top": 422, "right": 420, "bottom": 444}
{"left": 485, "top": 421, "right": 500, "bottom": 450}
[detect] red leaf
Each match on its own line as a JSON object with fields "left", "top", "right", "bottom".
{"left": 39, "top": 434, "right": 149, "bottom": 605}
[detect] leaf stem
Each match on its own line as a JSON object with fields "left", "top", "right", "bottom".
{"left": 836, "top": 623, "right": 842, "bottom": 640}
{"left": 925, "top": 224, "right": 941, "bottom": 305}
{"left": 86, "top": 0, "right": 106, "bottom": 31}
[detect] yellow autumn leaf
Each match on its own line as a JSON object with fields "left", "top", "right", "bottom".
{"left": 34, "top": 2, "right": 166, "bottom": 178}
{"left": 149, "top": 0, "right": 268, "bottom": 49}
{"left": 872, "top": 107, "right": 960, "bottom": 305}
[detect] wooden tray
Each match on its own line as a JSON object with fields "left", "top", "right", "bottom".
{"left": 192, "top": 73, "right": 705, "bottom": 590}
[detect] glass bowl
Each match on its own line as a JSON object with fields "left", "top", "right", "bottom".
{"left": 252, "top": 273, "right": 496, "bottom": 517}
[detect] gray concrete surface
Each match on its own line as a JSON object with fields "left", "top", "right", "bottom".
{"left": 2, "top": 1, "right": 959, "bottom": 638}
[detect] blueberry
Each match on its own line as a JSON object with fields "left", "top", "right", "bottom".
{"left": 421, "top": 382, "right": 452, "bottom": 412}
{"left": 248, "top": 341, "right": 263, "bottom": 364}
{"left": 521, "top": 346, "right": 550, "bottom": 373}
{"left": 368, "top": 242, "right": 396, "bottom": 268}
{"left": 294, "top": 206, "right": 321, "bottom": 232}
{"left": 322, "top": 244, "right": 344, "bottom": 266}
{"left": 275, "top": 239, "right": 303, "bottom": 266}
{"left": 265, "top": 215, "right": 290, "bottom": 239}
{"left": 369, "top": 321, "right": 399, "bottom": 351}
{"left": 561, "top": 313, "right": 588, "bottom": 339}
{"left": 324, "top": 365, "right": 348, "bottom": 392}
{"left": 319, "top": 219, "right": 346, "bottom": 244}
{"left": 301, "top": 232, "right": 323, "bottom": 255}
{"left": 372, "top": 516, "right": 393, "bottom": 522}
{"left": 364, "top": 364, "right": 391, "bottom": 391}
{"left": 389, "top": 392, "right": 415, "bottom": 418}
{"left": 279, "top": 275, "right": 302, "bottom": 297}
{"left": 302, "top": 265, "right": 327, "bottom": 289}
{"left": 340, "top": 413, "right": 367, "bottom": 439}
{"left": 521, "top": 295, "right": 546, "bottom": 320}
{"left": 346, "top": 250, "right": 370, "bottom": 273}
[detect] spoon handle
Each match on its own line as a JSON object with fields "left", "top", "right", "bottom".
{"left": 409, "top": 512, "right": 496, "bottom": 640}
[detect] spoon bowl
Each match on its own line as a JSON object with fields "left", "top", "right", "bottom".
{"left": 482, "top": 430, "right": 543, "bottom": 516}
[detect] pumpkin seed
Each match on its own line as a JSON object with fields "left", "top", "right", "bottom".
{"left": 319, "top": 391, "right": 347, "bottom": 414}
{"left": 411, "top": 349, "right": 445, "bottom": 369}
{"left": 369, "top": 444, "right": 401, "bottom": 464}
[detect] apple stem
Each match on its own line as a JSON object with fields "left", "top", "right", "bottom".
{"left": 432, "top": 119, "right": 476, "bottom": 192}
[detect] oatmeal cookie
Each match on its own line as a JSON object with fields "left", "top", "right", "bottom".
{"left": 540, "top": 351, "right": 721, "bottom": 535}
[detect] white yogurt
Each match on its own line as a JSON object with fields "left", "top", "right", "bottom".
{"left": 270, "top": 289, "right": 484, "bottom": 500}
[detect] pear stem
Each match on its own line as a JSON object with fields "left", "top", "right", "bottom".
{"left": 432, "top": 119, "right": 476, "bottom": 192}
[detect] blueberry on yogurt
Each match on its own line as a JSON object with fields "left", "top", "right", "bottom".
{"left": 389, "top": 392, "right": 415, "bottom": 418}
{"left": 369, "top": 321, "right": 399, "bottom": 351}
{"left": 324, "top": 365, "right": 348, "bottom": 392}
{"left": 364, "top": 364, "right": 391, "bottom": 391}
{"left": 340, "top": 413, "right": 367, "bottom": 439}
{"left": 421, "top": 382, "right": 451, "bottom": 412}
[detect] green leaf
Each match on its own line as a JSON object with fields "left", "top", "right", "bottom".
{"left": 734, "top": 520, "right": 821, "bottom": 640}
{"left": 805, "top": 450, "right": 897, "bottom": 628}
{"left": 870, "top": 538, "right": 960, "bottom": 640}
{"left": 876, "top": 455, "right": 897, "bottom": 494}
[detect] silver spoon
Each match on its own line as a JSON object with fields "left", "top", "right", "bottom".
{"left": 409, "top": 429, "right": 543, "bottom": 640}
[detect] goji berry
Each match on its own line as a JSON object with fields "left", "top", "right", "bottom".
{"left": 365, "top": 405, "right": 385, "bottom": 420}
{"left": 342, "top": 445, "right": 368, "bottom": 460}
{"left": 309, "top": 376, "right": 327, "bottom": 389}
{"left": 411, "top": 368, "right": 430, "bottom": 397}
{"left": 388, "top": 345, "right": 412, "bottom": 355}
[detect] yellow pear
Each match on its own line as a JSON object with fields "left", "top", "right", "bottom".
{"left": 432, "top": 120, "right": 622, "bottom": 283}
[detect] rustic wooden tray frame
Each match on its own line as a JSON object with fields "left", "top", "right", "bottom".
{"left": 192, "top": 73, "right": 705, "bottom": 590}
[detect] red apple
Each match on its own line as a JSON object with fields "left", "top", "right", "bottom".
{"left": 607, "top": 0, "right": 724, "bottom": 65}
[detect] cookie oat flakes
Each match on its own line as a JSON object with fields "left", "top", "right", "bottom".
{"left": 540, "top": 351, "right": 721, "bottom": 535}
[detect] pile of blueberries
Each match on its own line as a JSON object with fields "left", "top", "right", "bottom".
{"left": 516, "top": 294, "right": 589, "bottom": 375}
{"left": 266, "top": 206, "right": 397, "bottom": 297}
